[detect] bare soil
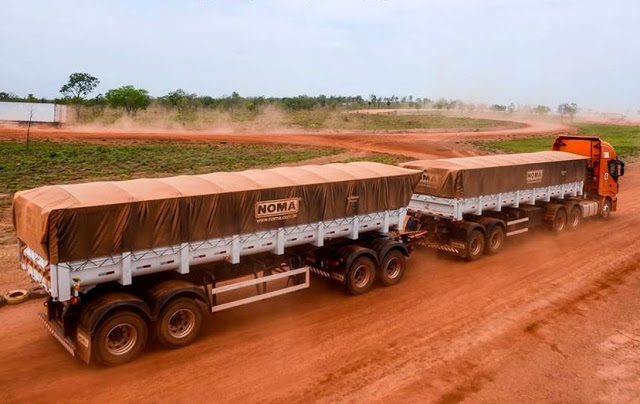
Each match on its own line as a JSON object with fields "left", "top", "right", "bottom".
{"left": 1, "top": 119, "right": 638, "bottom": 403}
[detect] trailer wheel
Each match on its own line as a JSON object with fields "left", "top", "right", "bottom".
{"left": 346, "top": 256, "right": 376, "bottom": 295}
{"left": 552, "top": 208, "right": 568, "bottom": 232}
{"left": 378, "top": 249, "right": 406, "bottom": 287}
{"left": 93, "top": 311, "right": 148, "bottom": 366}
{"left": 568, "top": 206, "right": 582, "bottom": 231}
{"left": 466, "top": 230, "right": 485, "bottom": 261}
{"left": 154, "top": 297, "right": 203, "bottom": 349}
{"left": 485, "top": 226, "right": 505, "bottom": 255}
{"left": 600, "top": 199, "right": 612, "bottom": 220}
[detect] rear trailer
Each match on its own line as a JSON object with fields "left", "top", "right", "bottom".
{"left": 14, "top": 162, "right": 422, "bottom": 365}
{"left": 401, "top": 151, "right": 605, "bottom": 260}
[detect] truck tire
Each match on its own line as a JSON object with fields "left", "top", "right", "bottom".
{"left": 466, "top": 230, "right": 485, "bottom": 261}
{"left": 93, "top": 311, "right": 148, "bottom": 366}
{"left": 552, "top": 208, "right": 568, "bottom": 232}
{"left": 378, "top": 249, "right": 406, "bottom": 287}
{"left": 346, "top": 256, "right": 377, "bottom": 295}
{"left": 600, "top": 199, "right": 612, "bottom": 220}
{"left": 485, "top": 226, "right": 505, "bottom": 255}
{"left": 4, "top": 289, "right": 29, "bottom": 304}
{"left": 154, "top": 297, "right": 203, "bottom": 349}
{"left": 568, "top": 206, "right": 582, "bottom": 231}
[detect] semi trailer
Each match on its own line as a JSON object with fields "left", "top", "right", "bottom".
{"left": 401, "top": 135, "right": 624, "bottom": 260}
{"left": 13, "top": 162, "right": 424, "bottom": 365}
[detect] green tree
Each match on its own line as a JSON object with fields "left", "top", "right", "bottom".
{"left": 491, "top": 104, "right": 507, "bottom": 112}
{"left": 557, "top": 102, "right": 578, "bottom": 120}
{"left": 533, "top": 105, "right": 551, "bottom": 115}
{"left": 165, "top": 89, "right": 197, "bottom": 113}
{"left": 105, "top": 85, "right": 151, "bottom": 116}
{"left": 60, "top": 72, "right": 99, "bottom": 117}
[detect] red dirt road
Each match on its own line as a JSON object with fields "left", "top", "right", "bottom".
{"left": 1, "top": 121, "right": 639, "bottom": 403}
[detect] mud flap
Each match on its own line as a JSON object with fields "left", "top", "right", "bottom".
{"left": 76, "top": 326, "right": 92, "bottom": 364}
{"left": 38, "top": 312, "right": 77, "bottom": 357}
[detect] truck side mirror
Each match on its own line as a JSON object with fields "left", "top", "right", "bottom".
{"left": 608, "top": 160, "right": 618, "bottom": 179}
{"left": 618, "top": 160, "right": 625, "bottom": 177}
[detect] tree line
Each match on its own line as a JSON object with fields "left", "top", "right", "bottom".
{"left": 0, "top": 72, "right": 579, "bottom": 119}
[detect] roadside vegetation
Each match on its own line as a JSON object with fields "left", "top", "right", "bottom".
{"left": 476, "top": 124, "right": 640, "bottom": 160}
{"left": 0, "top": 141, "right": 341, "bottom": 193}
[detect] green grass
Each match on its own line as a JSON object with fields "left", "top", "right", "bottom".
{"left": 339, "top": 153, "right": 413, "bottom": 165}
{"left": 0, "top": 141, "right": 341, "bottom": 193}
{"left": 476, "top": 124, "right": 640, "bottom": 159}
{"left": 286, "top": 110, "right": 525, "bottom": 131}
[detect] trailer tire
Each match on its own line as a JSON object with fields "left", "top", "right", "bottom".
{"left": 154, "top": 297, "right": 203, "bottom": 349}
{"left": 552, "top": 208, "right": 568, "bottom": 233}
{"left": 485, "top": 226, "right": 505, "bottom": 255}
{"left": 0, "top": 295, "right": 6, "bottom": 308}
{"left": 346, "top": 256, "right": 377, "bottom": 295}
{"left": 600, "top": 199, "right": 612, "bottom": 220}
{"left": 378, "top": 249, "right": 406, "bottom": 287}
{"left": 93, "top": 311, "right": 148, "bottom": 366}
{"left": 466, "top": 230, "right": 485, "bottom": 261}
{"left": 568, "top": 206, "right": 582, "bottom": 231}
{"left": 4, "top": 289, "right": 29, "bottom": 305}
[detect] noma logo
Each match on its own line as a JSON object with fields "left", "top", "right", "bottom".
{"left": 255, "top": 198, "right": 300, "bottom": 222}
{"left": 420, "top": 172, "right": 440, "bottom": 188}
{"left": 527, "top": 169, "right": 543, "bottom": 184}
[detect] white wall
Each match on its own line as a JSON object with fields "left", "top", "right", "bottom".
{"left": 0, "top": 102, "right": 65, "bottom": 123}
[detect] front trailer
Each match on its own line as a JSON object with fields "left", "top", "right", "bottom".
{"left": 20, "top": 208, "right": 418, "bottom": 365}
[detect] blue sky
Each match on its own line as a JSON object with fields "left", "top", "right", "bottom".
{"left": 1, "top": 0, "right": 638, "bottom": 111}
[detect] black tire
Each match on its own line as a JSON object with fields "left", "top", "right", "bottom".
{"left": 466, "top": 230, "right": 485, "bottom": 261}
{"left": 378, "top": 249, "right": 406, "bottom": 287}
{"left": 93, "top": 311, "right": 148, "bottom": 366}
{"left": 154, "top": 297, "right": 203, "bottom": 349}
{"left": 346, "top": 256, "right": 377, "bottom": 295}
{"left": 568, "top": 206, "right": 582, "bottom": 231}
{"left": 0, "top": 295, "right": 6, "bottom": 308}
{"left": 600, "top": 199, "right": 612, "bottom": 220}
{"left": 552, "top": 208, "right": 568, "bottom": 233}
{"left": 485, "top": 226, "right": 505, "bottom": 255}
{"left": 29, "top": 286, "right": 49, "bottom": 299}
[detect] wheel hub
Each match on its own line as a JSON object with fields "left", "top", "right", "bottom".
{"left": 106, "top": 323, "right": 138, "bottom": 356}
{"left": 168, "top": 309, "right": 196, "bottom": 339}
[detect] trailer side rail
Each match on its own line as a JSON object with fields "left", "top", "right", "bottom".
{"left": 21, "top": 208, "right": 407, "bottom": 302}
{"left": 408, "top": 181, "right": 583, "bottom": 221}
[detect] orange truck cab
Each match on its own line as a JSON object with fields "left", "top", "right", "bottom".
{"left": 552, "top": 135, "right": 625, "bottom": 217}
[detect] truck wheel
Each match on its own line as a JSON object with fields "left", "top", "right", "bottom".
{"left": 93, "top": 311, "right": 148, "bottom": 366}
{"left": 568, "top": 206, "right": 582, "bottom": 231}
{"left": 485, "top": 226, "right": 505, "bottom": 255}
{"left": 154, "top": 297, "right": 203, "bottom": 349}
{"left": 346, "top": 256, "right": 376, "bottom": 295}
{"left": 600, "top": 199, "right": 612, "bottom": 220}
{"left": 466, "top": 230, "right": 485, "bottom": 261}
{"left": 552, "top": 208, "right": 568, "bottom": 232}
{"left": 378, "top": 249, "right": 406, "bottom": 287}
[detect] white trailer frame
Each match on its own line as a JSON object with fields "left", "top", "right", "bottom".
{"left": 407, "top": 181, "right": 583, "bottom": 221}
{"left": 21, "top": 208, "right": 407, "bottom": 303}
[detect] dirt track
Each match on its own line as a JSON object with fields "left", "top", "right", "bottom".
{"left": 1, "top": 121, "right": 639, "bottom": 403}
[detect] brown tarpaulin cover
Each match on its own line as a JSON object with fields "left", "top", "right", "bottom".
{"left": 13, "top": 162, "right": 422, "bottom": 264}
{"left": 401, "top": 151, "right": 589, "bottom": 198}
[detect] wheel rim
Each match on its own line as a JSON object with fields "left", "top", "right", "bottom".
{"left": 490, "top": 231, "right": 503, "bottom": 250}
{"left": 106, "top": 323, "right": 138, "bottom": 356}
{"left": 469, "top": 237, "right": 482, "bottom": 256}
{"left": 385, "top": 257, "right": 402, "bottom": 279}
{"left": 555, "top": 214, "right": 566, "bottom": 231}
{"left": 602, "top": 203, "right": 611, "bottom": 218}
{"left": 353, "top": 264, "right": 371, "bottom": 288}
{"left": 168, "top": 309, "right": 196, "bottom": 339}
{"left": 571, "top": 211, "right": 580, "bottom": 227}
